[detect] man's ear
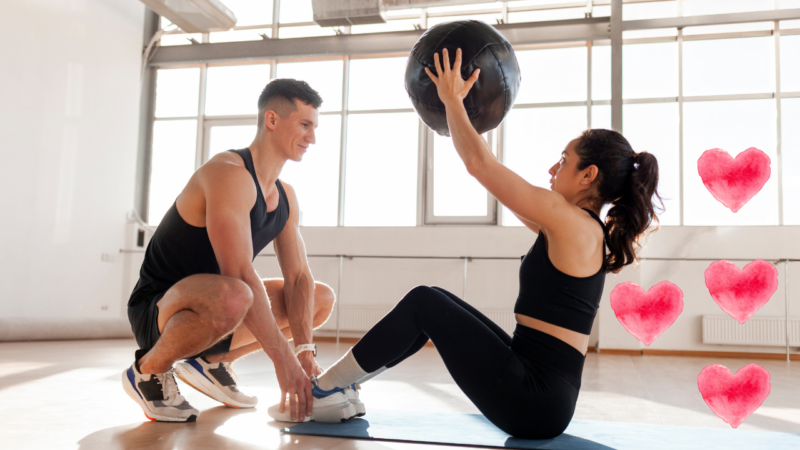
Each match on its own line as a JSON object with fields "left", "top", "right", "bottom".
{"left": 263, "top": 110, "right": 278, "bottom": 131}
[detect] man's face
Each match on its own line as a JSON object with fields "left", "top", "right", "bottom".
{"left": 273, "top": 100, "right": 319, "bottom": 162}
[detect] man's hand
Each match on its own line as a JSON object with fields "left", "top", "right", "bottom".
{"left": 275, "top": 349, "right": 313, "bottom": 421}
{"left": 298, "top": 351, "right": 323, "bottom": 377}
{"left": 424, "top": 48, "right": 480, "bottom": 108}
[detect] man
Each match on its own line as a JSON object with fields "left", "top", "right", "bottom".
{"left": 123, "top": 79, "right": 347, "bottom": 423}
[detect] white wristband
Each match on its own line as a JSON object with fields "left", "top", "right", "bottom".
{"left": 294, "top": 343, "right": 317, "bottom": 357}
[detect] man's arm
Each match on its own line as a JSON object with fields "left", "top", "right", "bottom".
{"left": 272, "top": 181, "right": 322, "bottom": 376}
{"left": 203, "top": 160, "right": 312, "bottom": 421}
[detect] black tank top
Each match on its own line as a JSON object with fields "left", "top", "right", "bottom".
{"left": 513, "top": 209, "right": 606, "bottom": 335}
{"left": 129, "top": 148, "right": 290, "bottom": 305}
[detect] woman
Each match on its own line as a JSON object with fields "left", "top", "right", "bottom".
{"left": 308, "top": 49, "right": 663, "bottom": 439}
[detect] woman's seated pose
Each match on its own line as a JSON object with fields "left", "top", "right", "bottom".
{"left": 296, "top": 49, "right": 662, "bottom": 439}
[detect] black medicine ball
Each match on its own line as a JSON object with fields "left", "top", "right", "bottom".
{"left": 405, "top": 20, "right": 521, "bottom": 137}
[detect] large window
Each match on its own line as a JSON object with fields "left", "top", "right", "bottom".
{"left": 623, "top": 103, "right": 680, "bottom": 226}
{"left": 503, "top": 106, "right": 588, "bottom": 226}
{"left": 428, "top": 132, "right": 495, "bottom": 223}
{"left": 345, "top": 56, "right": 420, "bottom": 226}
{"left": 684, "top": 99, "right": 778, "bottom": 225}
{"left": 281, "top": 115, "right": 342, "bottom": 226}
{"left": 148, "top": 120, "right": 197, "bottom": 223}
{"left": 149, "top": 68, "right": 200, "bottom": 223}
{"left": 145, "top": 1, "right": 800, "bottom": 228}
{"left": 205, "top": 64, "right": 271, "bottom": 116}
{"left": 683, "top": 37, "right": 773, "bottom": 96}
{"left": 344, "top": 113, "right": 420, "bottom": 226}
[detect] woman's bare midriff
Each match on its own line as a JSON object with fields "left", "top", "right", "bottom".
{"left": 515, "top": 314, "right": 589, "bottom": 355}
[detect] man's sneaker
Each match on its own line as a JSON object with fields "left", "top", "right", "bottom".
{"left": 345, "top": 383, "right": 366, "bottom": 417}
{"left": 122, "top": 349, "right": 199, "bottom": 422}
{"left": 174, "top": 357, "right": 257, "bottom": 408}
{"left": 267, "top": 376, "right": 356, "bottom": 423}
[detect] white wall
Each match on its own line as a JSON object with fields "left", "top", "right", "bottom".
{"left": 125, "top": 225, "right": 800, "bottom": 354}
{"left": 598, "top": 226, "right": 800, "bottom": 354}
{"left": 0, "top": 0, "right": 145, "bottom": 319}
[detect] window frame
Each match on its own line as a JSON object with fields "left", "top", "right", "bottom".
{"left": 424, "top": 127, "right": 499, "bottom": 225}
{"left": 142, "top": 1, "right": 800, "bottom": 227}
{"left": 202, "top": 117, "right": 258, "bottom": 165}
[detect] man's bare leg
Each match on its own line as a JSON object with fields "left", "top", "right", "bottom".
{"left": 204, "top": 279, "right": 335, "bottom": 364}
{"left": 137, "top": 274, "right": 254, "bottom": 374}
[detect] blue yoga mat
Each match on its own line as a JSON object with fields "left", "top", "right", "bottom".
{"left": 282, "top": 410, "right": 800, "bottom": 450}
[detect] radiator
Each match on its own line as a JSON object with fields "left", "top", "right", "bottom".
{"left": 702, "top": 315, "right": 800, "bottom": 347}
{"left": 320, "top": 305, "right": 516, "bottom": 335}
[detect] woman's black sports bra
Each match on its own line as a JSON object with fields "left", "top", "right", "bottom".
{"left": 513, "top": 209, "right": 606, "bottom": 335}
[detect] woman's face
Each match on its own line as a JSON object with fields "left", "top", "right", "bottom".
{"left": 548, "top": 139, "right": 579, "bottom": 199}
{"left": 548, "top": 139, "right": 597, "bottom": 203}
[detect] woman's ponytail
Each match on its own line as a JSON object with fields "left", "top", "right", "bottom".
{"left": 604, "top": 151, "right": 662, "bottom": 273}
{"left": 574, "top": 129, "right": 663, "bottom": 273}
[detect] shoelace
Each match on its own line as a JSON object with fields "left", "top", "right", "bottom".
{"left": 221, "top": 362, "right": 235, "bottom": 380}
{"left": 209, "top": 362, "right": 237, "bottom": 386}
{"left": 156, "top": 369, "right": 185, "bottom": 406}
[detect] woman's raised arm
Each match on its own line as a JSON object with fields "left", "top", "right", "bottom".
{"left": 425, "top": 48, "right": 571, "bottom": 232}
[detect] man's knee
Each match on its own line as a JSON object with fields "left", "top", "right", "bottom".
{"left": 212, "top": 278, "right": 253, "bottom": 333}
{"left": 313, "top": 282, "right": 335, "bottom": 327}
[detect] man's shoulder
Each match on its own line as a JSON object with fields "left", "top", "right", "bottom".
{"left": 201, "top": 152, "right": 250, "bottom": 180}
{"left": 198, "top": 152, "right": 255, "bottom": 197}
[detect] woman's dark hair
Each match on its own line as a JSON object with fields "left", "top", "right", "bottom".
{"left": 574, "top": 129, "right": 663, "bottom": 274}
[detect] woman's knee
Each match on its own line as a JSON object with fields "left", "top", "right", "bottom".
{"left": 398, "top": 285, "right": 452, "bottom": 312}
{"left": 401, "top": 285, "right": 437, "bottom": 304}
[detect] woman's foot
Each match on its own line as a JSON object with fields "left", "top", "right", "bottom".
{"left": 345, "top": 383, "right": 366, "bottom": 417}
{"left": 267, "top": 376, "right": 356, "bottom": 423}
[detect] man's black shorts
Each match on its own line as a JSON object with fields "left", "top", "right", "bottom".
{"left": 127, "top": 291, "right": 233, "bottom": 358}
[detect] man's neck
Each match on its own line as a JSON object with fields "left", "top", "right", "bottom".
{"left": 248, "top": 136, "right": 288, "bottom": 191}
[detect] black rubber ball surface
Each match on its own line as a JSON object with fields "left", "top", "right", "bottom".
{"left": 405, "top": 20, "right": 521, "bottom": 137}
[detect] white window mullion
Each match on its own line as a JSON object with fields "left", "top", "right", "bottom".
{"left": 775, "top": 20, "right": 784, "bottom": 226}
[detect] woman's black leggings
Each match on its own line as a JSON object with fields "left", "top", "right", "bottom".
{"left": 352, "top": 286, "right": 586, "bottom": 439}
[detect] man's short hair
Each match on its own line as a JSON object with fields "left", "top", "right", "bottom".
{"left": 257, "top": 78, "right": 323, "bottom": 127}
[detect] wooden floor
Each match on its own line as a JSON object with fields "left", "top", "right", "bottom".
{"left": 1, "top": 339, "right": 798, "bottom": 449}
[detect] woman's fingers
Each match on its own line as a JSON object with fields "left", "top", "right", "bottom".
{"left": 279, "top": 389, "right": 287, "bottom": 413}
{"left": 454, "top": 48, "right": 463, "bottom": 73}
{"left": 466, "top": 68, "right": 480, "bottom": 89}
{"left": 443, "top": 48, "right": 451, "bottom": 74}
{"left": 433, "top": 52, "right": 442, "bottom": 76}
{"left": 424, "top": 67, "right": 439, "bottom": 85}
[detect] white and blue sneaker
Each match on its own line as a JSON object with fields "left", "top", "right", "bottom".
{"left": 267, "top": 376, "right": 357, "bottom": 423}
{"left": 174, "top": 357, "right": 257, "bottom": 408}
{"left": 122, "top": 349, "right": 200, "bottom": 422}
{"left": 345, "top": 383, "right": 366, "bottom": 417}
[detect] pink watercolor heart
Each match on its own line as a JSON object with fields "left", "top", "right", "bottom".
{"left": 704, "top": 259, "right": 778, "bottom": 324}
{"left": 609, "top": 281, "right": 684, "bottom": 346}
{"left": 697, "top": 148, "right": 771, "bottom": 213}
{"left": 697, "top": 363, "right": 771, "bottom": 428}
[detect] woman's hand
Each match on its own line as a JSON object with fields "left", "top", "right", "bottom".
{"left": 424, "top": 48, "right": 480, "bottom": 108}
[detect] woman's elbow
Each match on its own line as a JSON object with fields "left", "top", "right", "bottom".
{"left": 465, "top": 159, "right": 485, "bottom": 178}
